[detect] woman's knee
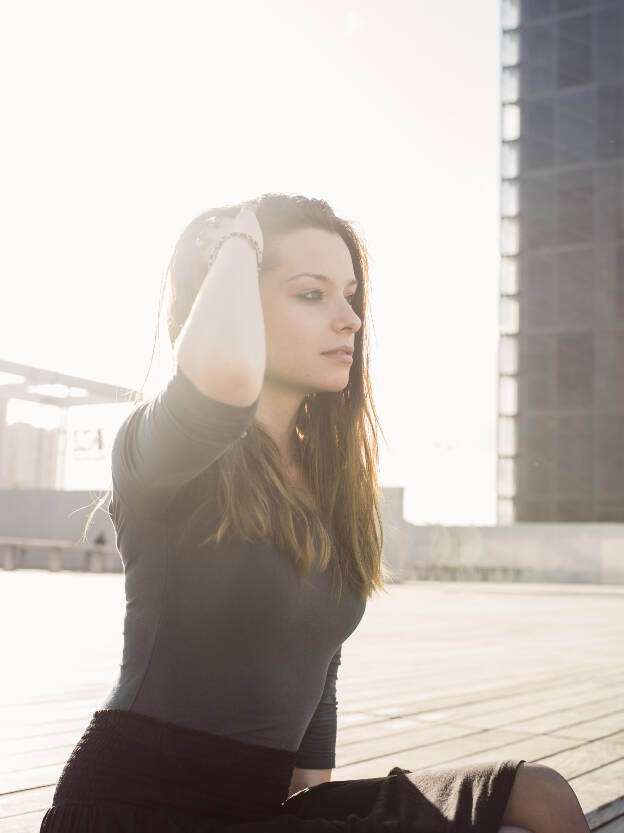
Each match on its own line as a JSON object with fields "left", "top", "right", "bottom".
{"left": 501, "top": 761, "right": 584, "bottom": 833}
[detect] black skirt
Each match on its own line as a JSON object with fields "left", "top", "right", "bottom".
{"left": 39, "top": 709, "right": 525, "bottom": 832}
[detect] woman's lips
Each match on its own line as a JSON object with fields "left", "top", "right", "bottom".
{"left": 322, "top": 350, "right": 353, "bottom": 363}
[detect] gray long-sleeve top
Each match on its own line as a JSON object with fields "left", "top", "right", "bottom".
{"left": 102, "top": 361, "right": 367, "bottom": 769}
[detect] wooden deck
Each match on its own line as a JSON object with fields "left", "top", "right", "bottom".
{"left": 1, "top": 570, "right": 622, "bottom": 832}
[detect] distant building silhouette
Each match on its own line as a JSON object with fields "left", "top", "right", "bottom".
{"left": 0, "top": 422, "right": 61, "bottom": 489}
{"left": 0, "top": 359, "right": 136, "bottom": 491}
{"left": 497, "top": 0, "right": 624, "bottom": 523}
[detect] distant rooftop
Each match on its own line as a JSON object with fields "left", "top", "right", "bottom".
{"left": 0, "top": 359, "right": 138, "bottom": 408}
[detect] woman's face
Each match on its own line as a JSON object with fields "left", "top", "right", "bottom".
{"left": 259, "top": 227, "right": 362, "bottom": 396}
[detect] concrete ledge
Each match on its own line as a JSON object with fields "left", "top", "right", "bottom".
{"left": 0, "top": 537, "right": 122, "bottom": 572}
{"left": 399, "top": 522, "right": 624, "bottom": 585}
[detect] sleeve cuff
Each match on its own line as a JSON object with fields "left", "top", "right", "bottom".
{"left": 293, "top": 752, "right": 336, "bottom": 770}
{"left": 165, "top": 361, "right": 261, "bottom": 442}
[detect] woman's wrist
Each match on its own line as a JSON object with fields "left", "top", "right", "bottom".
{"left": 212, "top": 232, "right": 263, "bottom": 272}
{"left": 287, "top": 767, "right": 332, "bottom": 796}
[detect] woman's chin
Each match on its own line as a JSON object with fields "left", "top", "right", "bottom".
{"left": 316, "top": 377, "right": 350, "bottom": 393}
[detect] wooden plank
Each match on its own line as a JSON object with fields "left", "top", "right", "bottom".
{"left": 452, "top": 693, "right": 624, "bottom": 732}
{"left": 0, "top": 787, "right": 55, "bottom": 820}
{"left": 569, "top": 759, "right": 624, "bottom": 821}
{"left": 0, "top": 765, "right": 63, "bottom": 796}
{"left": 0, "top": 744, "right": 76, "bottom": 775}
{"left": 519, "top": 738, "right": 624, "bottom": 784}
{"left": 338, "top": 665, "right": 623, "bottom": 706}
{"left": 338, "top": 676, "right": 617, "bottom": 735}
{"left": 1, "top": 574, "right": 621, "bottom": 833}
{"left": 336, "top": 724, "right": 531, "bottom": 767}
{"left": 338, "top": 715, "right": 460, "bottom": 746}
{"left": 586, "top": 795, "right": 624, "bottom": 831}
{"left": 334, "top": 730, "right": 572, "bottom": 778}
{"left": 449, "top": 696, "right": 624, "bottom": 742}
{"left": 596, "top": 817, "right": 624, "bottom": 833}
{"left": 336, "top": 690, "right": 622, "bottom": 749}
{"left": 0, "top": 683, "right": 109, "bottom": 709}
{"left": 0, "top": 717, "right": 91, "bottom": 743}
{"left": 0, "top": 699, "right": 103, "bottom": 730}
{"left": 543, "top": 709, "right": 624, "bottom": 742}
{"left": 2, "top": 729, "right": 84, "bottom": 757}
{"left": 340, "top": 673, "right": 615, "bottom": 717}
{"left": 0, "top": 809, "right": 47, "bottom": 833}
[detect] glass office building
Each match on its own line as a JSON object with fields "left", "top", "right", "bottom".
{"left": 497, "top": 0, "right": 624, "bottom": 523}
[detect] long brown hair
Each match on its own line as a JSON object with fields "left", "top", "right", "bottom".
{"left": 83, "top": 193, "right": 394, "bottom": 602}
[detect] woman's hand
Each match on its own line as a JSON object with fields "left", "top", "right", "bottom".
{"left": 195, "top": 206, "right": 264, "bottom": 271}
{"left": 287, "top": 767, "right": 332, "bottom": 798}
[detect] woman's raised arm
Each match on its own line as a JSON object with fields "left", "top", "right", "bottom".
{"left": 176, "top": 207, "right": 266, "bottom": 406}
{"left": 111, "top": 208, "right": 266, "bottom": 518}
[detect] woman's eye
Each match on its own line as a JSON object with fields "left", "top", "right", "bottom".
{"left": 299, "top": 291, "right": 356, "bottom": 306}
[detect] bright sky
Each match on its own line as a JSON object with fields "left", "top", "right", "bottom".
{"left": 1, "top": 0, "right": 502, "bottom": 525}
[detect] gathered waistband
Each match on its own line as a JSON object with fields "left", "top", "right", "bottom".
{"left": 52, "top": 708, "right": 298, "bottom": 823}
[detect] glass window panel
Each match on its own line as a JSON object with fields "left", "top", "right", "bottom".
{"left": 520, "top": 98, "right": 554, "bottom": 171}
{"left": 516, "top": 500, "right": 556, "bottom": 522}
{"left": 497, "top": 457, "right": 516, "bottom": 498}
{"left": 502, "top": 67, "right": 520, "bottom": 103}
{"left": 558, "top": 14, "right": 593, "bottom": 88}
{"left": 502, "top": 31, "right": 520, "bottom": 67}
{"left": 556, "top": 414, "right": 593, "bottom": 497}
{"left": 597, "top": 84, "right": 624, "bottom": 161}
{"left": 523, "top": 0, "right": 555, "bottom": 20}
{"left": 618, "top": 245, "right": 624, "bottom": 319}
{"left": 595, "top": 7, "right": 624, "bottom": 83}
{"left": 498, "top": 416, "right": 517, "bottom": 456}
{"left": 520, "top": 22, "right": 555, "bottom": 95}
{"left": 502, "top": 104, "right": 521, "bottom": 141}
{"left": 595, "top": 502, "right": 624, "bottom": 523}
{"left": 500, "top": 296, "right": 520, "bottom": 333}
{"left": 595, "top": 243, "right": 624, "bottom": 324}
{"left": 518, "top": 333, "right": 556, "bottom": 409}
{"left": 557, "top": 248, "right": 595, "bottom": 326}
{"left": 520, "top": 172, "right": 555, "bottom": 250}
{"left": 502, "top": 0, "right": 520, "bottom": 31}
{"left": 502, "top": 141, "right": 520, "bottom": 178}
{"left": 497, "top": 498, "right": 515, "bottom": 525}
{"left": 500, "top": 256, "right": 519, "bottom": 295}
{"left": 558, "top": 0, "right": 590, "bottom": 10}
{"left": 556, "top": 501, "right": 591, "bottom": 522}
{"left": 499, "top": 335, "right": 519, "bottom": 374}
{"left": 595, "top": 330, "right": 624, "bottom": 410}
{"left": 501, "top": 218, "right": 520, "bottom": 255}
{"left": 519, "top": 250, "right": 555, "bottom": 288}
{"left": 557, "top": 332, "right": 594, "bottom": 409}
{"left": 519, "top": 251, "right": 556, "bottom": 328}
{"left": 517, "top": 413, "right": 557, "bottom": 496}
{"left": 597, "top": 415, "right": 624, "bottom": 494}
{"left": 501, "top": 180, "right": 519, "bottom": 217}
{"left": 556, "top": 88, "right": 594, "bottom": 166}
{"left": 595, "top": 160, "right": 624, "bottom": 242}
{"left": 499, "top": 375, "right": 518, "bottom": 415}
{"left": 557, "top": 168, "right": 594, "bottom": 246}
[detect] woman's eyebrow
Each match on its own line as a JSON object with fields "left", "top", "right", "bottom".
{"left": 286, "top": 272, "right": 359, "bottom": 288}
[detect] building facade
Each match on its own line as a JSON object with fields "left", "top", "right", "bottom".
{"left": 0, "top": 421, "right": 61, "bottom": 489}
{"left": 497, "top": 0, "right": 624, "bottom": 522}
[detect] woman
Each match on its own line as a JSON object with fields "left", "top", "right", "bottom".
{"left": 40, "top": 193, "right": 590, "bottom": 832}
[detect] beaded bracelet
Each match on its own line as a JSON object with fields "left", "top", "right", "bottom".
{"left": 201, "top": 231, "right": 263, "bottom": 273}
